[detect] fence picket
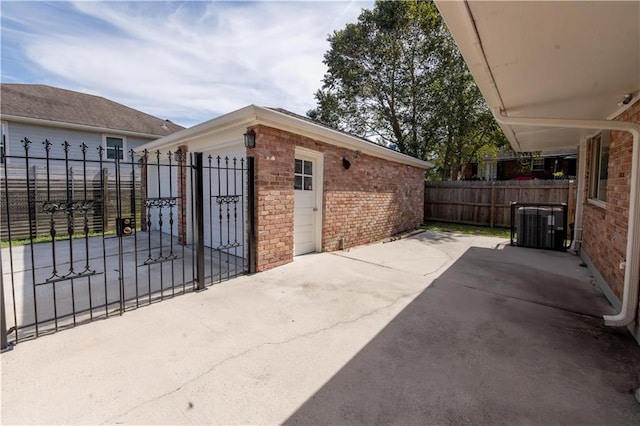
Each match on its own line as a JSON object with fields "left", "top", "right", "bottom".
{"left": 1, "top": 165, "right": 139, "bottom": 240}
{"left": 424, "top": 180, "right": 575, "bottom": 228}
{"left": 1, "top": 141, "right": 252, "bottom": 347}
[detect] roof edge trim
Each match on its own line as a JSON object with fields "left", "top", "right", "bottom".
{"left": 136, "top": 105, "right": 260, "bottom": 152}
{"left": 0, "top": 114, "right": 166, "bottom": 139}
{"left": 138, "top": 105, "right": 432, "bottom": 170}
{"left": 252, "top": 107, "right": 432, "bottom": 169}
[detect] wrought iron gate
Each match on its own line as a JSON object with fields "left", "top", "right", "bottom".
{"left": 1, "top": 139, "right": 253, "bottom": 348}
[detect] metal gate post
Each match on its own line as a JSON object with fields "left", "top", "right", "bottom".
{"left": 247, "top": 157, "right": 256, "bottom": 274}
{"left": 1, "top": 149, "right": 10, "bottom": 350}
{"left": 194, "top": 152, "right": 206, "bottom": 290}
{"left": 1, "top": 247, "right": 8, "bottom": 350}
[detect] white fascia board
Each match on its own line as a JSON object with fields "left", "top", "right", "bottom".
{"left": 138, "top": 104, "right": 432, "bottom": 170}
{"left": 172, "top": 127, "right": 245, "bottom": 154}
{"left": 253, "top": 106, "right": 432, "bottom": 169}
{"left": 0, "top": 114, "right": 163, "bottom": 140}
{"left": 136, "top": 104, "right": 260, "bottom": 153}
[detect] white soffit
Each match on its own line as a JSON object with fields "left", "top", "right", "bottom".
{"left": 436, "top": 1, "right": 640, "bottom": 152}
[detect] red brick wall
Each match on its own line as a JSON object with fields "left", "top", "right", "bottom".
{"left": 247, "top": 125, "right": 425, "bottom": 272}
{"left": 176, "top": 145, "right": 188, "bottom": 245}
{"left": 321, "top": 141, "right": 425, "bottom": 251}
{"left": 582, "top": 100, "right": 640, "bottom": 301}
{"left": 246, "top": 126, "right": 296, "bottom": 272}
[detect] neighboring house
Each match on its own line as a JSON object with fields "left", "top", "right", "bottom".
{"left": 0, "top": 84, "right": 184, "bottom": 162}
{"left": 138, "top": 105, "right": 431, "bottom": 272}
{"left": 436, "top": 1, "right": 640, "bottom": 341}
{"left": 462, "top": 148, "right": 577, "bottom": 181}
{"left": 0, "top": 83, "right": 184, "bottom": 240}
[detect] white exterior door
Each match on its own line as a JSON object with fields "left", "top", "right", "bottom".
{"left": 294, "top": 154, "right": 318, "bottom": 255}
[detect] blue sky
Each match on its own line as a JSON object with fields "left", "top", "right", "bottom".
{"left": 1, "top": 0, "right": 372, "bottom": 127}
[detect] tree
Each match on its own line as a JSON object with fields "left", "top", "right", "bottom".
{"left": 308, "top": 0, "right": 509, "bottom": 180}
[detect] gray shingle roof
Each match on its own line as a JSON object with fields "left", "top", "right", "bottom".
{"left": 1, "top": 84, "right": 184, "bottom": 136}
{"left": 266, "top": 107, "right": 401, "bottom": 153}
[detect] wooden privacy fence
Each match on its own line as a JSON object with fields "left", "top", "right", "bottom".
{"left": 424, "top": 180, "right": 575, "bottom": 228}
{"left": 1, "top": 165, "right": 140, "bottom": 240}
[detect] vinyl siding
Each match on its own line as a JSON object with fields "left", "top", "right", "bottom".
{"left": 3, "top": 121, "right": 156, "bottom": 163}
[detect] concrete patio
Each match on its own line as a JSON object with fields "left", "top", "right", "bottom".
{"left": 2, "top": 231, "right": 639, "bottom": 424}
{"left": 1, "top": 231, "right": 244, "bottom": 340}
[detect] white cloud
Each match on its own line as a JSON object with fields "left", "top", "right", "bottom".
{"left": 14, "top": 1, "right": 372, "bottom": 127}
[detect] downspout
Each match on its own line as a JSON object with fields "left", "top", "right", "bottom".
{"left": 570, "top": 137, "right": 588, "bottom": 252}
{"left": 494, "top": 108, "right": 640, "bottom": 327}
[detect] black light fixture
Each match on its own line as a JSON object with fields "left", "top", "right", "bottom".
{"left": 342, "top": 157, "right": 351, "bottom": 169}
{"left": 244, "top": 129, "right": 256, "bottom": 148}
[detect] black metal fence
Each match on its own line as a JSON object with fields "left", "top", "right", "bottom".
{"left": 1, "top": 138, "right": 253, "bottom": 349}
{"left": 1, "top": 143, "right": 137, "bottom": 239}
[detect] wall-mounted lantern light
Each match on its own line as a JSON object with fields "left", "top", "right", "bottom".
{"left": 342, "top": 157, "right": 351, "bottom": 169}
{"left": 244, "top": 129, "right": 256, "bottom": 148}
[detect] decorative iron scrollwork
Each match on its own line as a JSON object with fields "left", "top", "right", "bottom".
{"left": 43, "top": 200, "right": 96, "bottom": 214}
{"left": 141, "top": 254, "right": 179, "bottom": 267}
{"left": 144, "top": 197, "right": 177, "bottom": 208}
{"left": 215, "top": 195, "right": 240, "bottom": 205}
{"left": 40, "top": 270, "right": 100, "bottom": 286}
{"left": 217, "top": 242, "right": 242, "bottom": 250}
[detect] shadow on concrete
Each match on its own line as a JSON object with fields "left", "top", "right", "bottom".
{"left": 410, "top": 230, "right": 464, "bottom": 244}
{"left": 284, "top": 246, "right": 640, "bottom": 425}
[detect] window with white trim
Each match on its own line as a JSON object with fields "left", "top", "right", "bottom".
{"left": 104, "top": 135, "right": 126, "bottom": 160}
{"left": 531, "top": 157, "right": 545, "bottom": 171}
{"left": 1, "top": 121, "right": 7, "bottom": 158}
{"left": 589, "top": 131, "right": 610, "bottom": 203}
{"left": 294, "top": 159, "right": 313, "bottom": 191}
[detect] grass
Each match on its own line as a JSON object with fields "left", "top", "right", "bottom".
{"left": 421, "top": 221, "right": 511, "bottom": 238}
{"left": 1, "top": 230, "right": 116, "bottom": 248}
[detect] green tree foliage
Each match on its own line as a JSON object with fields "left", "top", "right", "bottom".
{"left": 307, "top": 0, "right": 509, "bottom": 180}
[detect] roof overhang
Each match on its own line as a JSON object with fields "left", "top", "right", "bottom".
{"left": 435, "top": 0, "right": 640, "bottom": 152}
{"left": 137, "top": 105, "right": 432, "bottom": 170}
{"left": 0, "top": 114, "right": 165, "bottom": 140}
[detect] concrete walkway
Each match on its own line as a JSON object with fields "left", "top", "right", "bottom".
{"left": 2, "top": 231, "right": 243, "bottom": 337}
{"left": 2, "top": 231, "right": 639, "bottom": 424}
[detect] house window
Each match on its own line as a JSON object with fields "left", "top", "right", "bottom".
{"left": 104, "top": 136, "right": 126, "bottom": 160}
{"left": 531, "top": 158, "right": 545, "bottom": 171}
{"left": 294, "top": 159, "right": 313, "bottom": 191}
{"left": 1, "top": 121, "right": 7, "bottom": 158}
{"left": 483, "top": 160, "right": 497, "bottom": 181}
{"left": 589, "top": 131, "right": 610, "bottom": 203}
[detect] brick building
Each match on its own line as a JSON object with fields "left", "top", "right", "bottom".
{"left": 436, "top": 1, "right": 640, "bottom": 343}
{"left": 138, "top": 105, "right": 430, "bottom": 272}
{"left": 581, "top": 101, "right": 640, "bottom": 322}
{"left": 462, "top": 148, "right": 577, "bottom": 181}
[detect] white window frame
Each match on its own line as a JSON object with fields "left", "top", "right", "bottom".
{"left": 294, "top": 158, "right": 314, "bottom": 191}
{"left": 103, "top": 135, "right": 127, "bottom": 161}
{"left": 484, "top": 160, "right": 497, "bottom": 181}
{"left": 588, "top": 130, "right": 610, "bottom": 206}
{"left": 1, "top": 121, "right": 8, "bottom": 158}
{"left": 531, "top": 157, "right": 545, "bottom": 171}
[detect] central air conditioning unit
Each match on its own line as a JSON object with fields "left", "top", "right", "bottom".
{"left": 510, "top": 203, "right": 567, "bottom": 251}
